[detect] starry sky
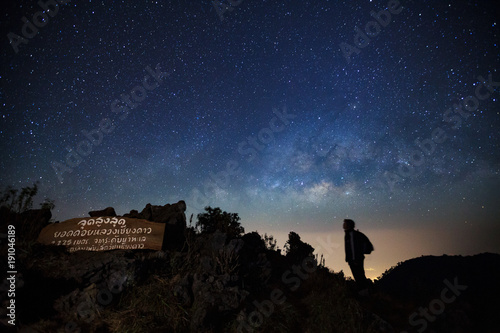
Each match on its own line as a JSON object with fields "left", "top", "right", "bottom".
{"left": 1, "top": 0, "right": 499, "bottom": 278}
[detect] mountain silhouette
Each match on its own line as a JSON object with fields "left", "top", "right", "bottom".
{"left": 373, "top": 253, "right": 500, "bottom": 332}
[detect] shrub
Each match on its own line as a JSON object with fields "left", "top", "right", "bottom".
{"left": 284, "top": 231, "right": 315, "bottom": 265}
{"left": 196, "top": 206, "right": 244, "bottom": 238}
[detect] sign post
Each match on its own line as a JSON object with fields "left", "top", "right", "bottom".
{"left": 37, "top": 217, "right": 166, "bottom": 252}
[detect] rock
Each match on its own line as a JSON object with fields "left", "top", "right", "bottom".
{"left": 88, "top": 207, "right": 116, "bottom": 217}
{"left": 138, "top": 201, "right": 187, "bottom": 225}
{"left": 123, "top": 201, "right": 186, "bottom": 226}
{"left": 138, "top": 203, "right": 153, "bottom": 221}
{"left": 124, "top": 201, "right": 187, "bottom": 251}
{"left": 124, "top": 209, "right": 141, "bottom": 219}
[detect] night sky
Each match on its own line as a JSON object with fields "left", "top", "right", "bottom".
{"left": 1, "top": 0, "right": 499, "bottom": 278}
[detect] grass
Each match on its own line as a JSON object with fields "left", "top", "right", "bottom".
{"left": 104, "top": 274, "right": 190, "bottom": 332}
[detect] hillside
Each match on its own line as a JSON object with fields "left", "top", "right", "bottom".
{"left": 1, "top": 202, "right": 499, "bottom": 332}
{"left": 373, "top": 253, "right": 500, "bottom": 333}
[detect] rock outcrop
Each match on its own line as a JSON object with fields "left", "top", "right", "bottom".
{"left": 123, "top": 201, "right": 187, "bottom": 251}
{"left": 124, "top": 200, "right": 187, "bottom": 225}
{"left": 88, "top": 207, "right": 117, "bottom": 217}
{"left": 87, "top": 201, "right": 188, "bottom": 251}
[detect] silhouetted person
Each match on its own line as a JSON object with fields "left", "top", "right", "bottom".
{"left": 343, "top": 219, "right": 373, "bottom": 295}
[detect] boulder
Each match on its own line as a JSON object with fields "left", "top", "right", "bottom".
{"left": 124, "top": 209, "right": 141, "bottom": 219}
{"left": 123, "top": 201, "right": 187, "bottom": 251}
{"left": 124, "top": 201, "right": 186, "bottom": 225}
{"left": 88, "top": 207, "right": 116, "bottom": 217}
{"left": 138, "top": 200, "right": 187, "bottom": 226}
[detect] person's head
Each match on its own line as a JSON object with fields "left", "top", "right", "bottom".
{"left": 343, "top": 219, "right": 355, "bottom": 230}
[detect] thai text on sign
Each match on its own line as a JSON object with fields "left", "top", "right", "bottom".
{"left": 37, "top": 217, "right": 165, "bottom": 252}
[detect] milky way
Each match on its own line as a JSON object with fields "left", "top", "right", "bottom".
{"left": 1, "top": 0, "right": 499, "bottom": 277}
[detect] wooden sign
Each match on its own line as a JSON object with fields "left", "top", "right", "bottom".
{"left": 37, "top": 217, "right": 165, "bottom": 252}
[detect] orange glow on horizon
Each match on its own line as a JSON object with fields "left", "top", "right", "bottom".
{"left": 249, "top": 223, "right": 500, "bottom": 280}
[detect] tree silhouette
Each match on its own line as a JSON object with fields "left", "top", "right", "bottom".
{"left": 264, "top": 233, "right": 278, "bottom": 251}
{"left": 0, "top": 182, "right": 54, "bottom": 213}
{"left": 196, "top": 206, "right": 244, "bottom": 238}
{"left": 284, "top": 231, "right": 315, "bottom": 264}
{"left": 0, "top": 183, "right": 55, "bottom": 243}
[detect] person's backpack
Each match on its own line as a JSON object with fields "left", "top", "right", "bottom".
{"left": 359, "top": 231, "right": 374, "bottom": 254}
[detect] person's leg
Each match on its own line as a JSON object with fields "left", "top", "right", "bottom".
{"left": 357, "top": 259, "right": 368, "bottom": 292}
{"left": 349, "top": 260, "right": 367, "bottom": 290}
